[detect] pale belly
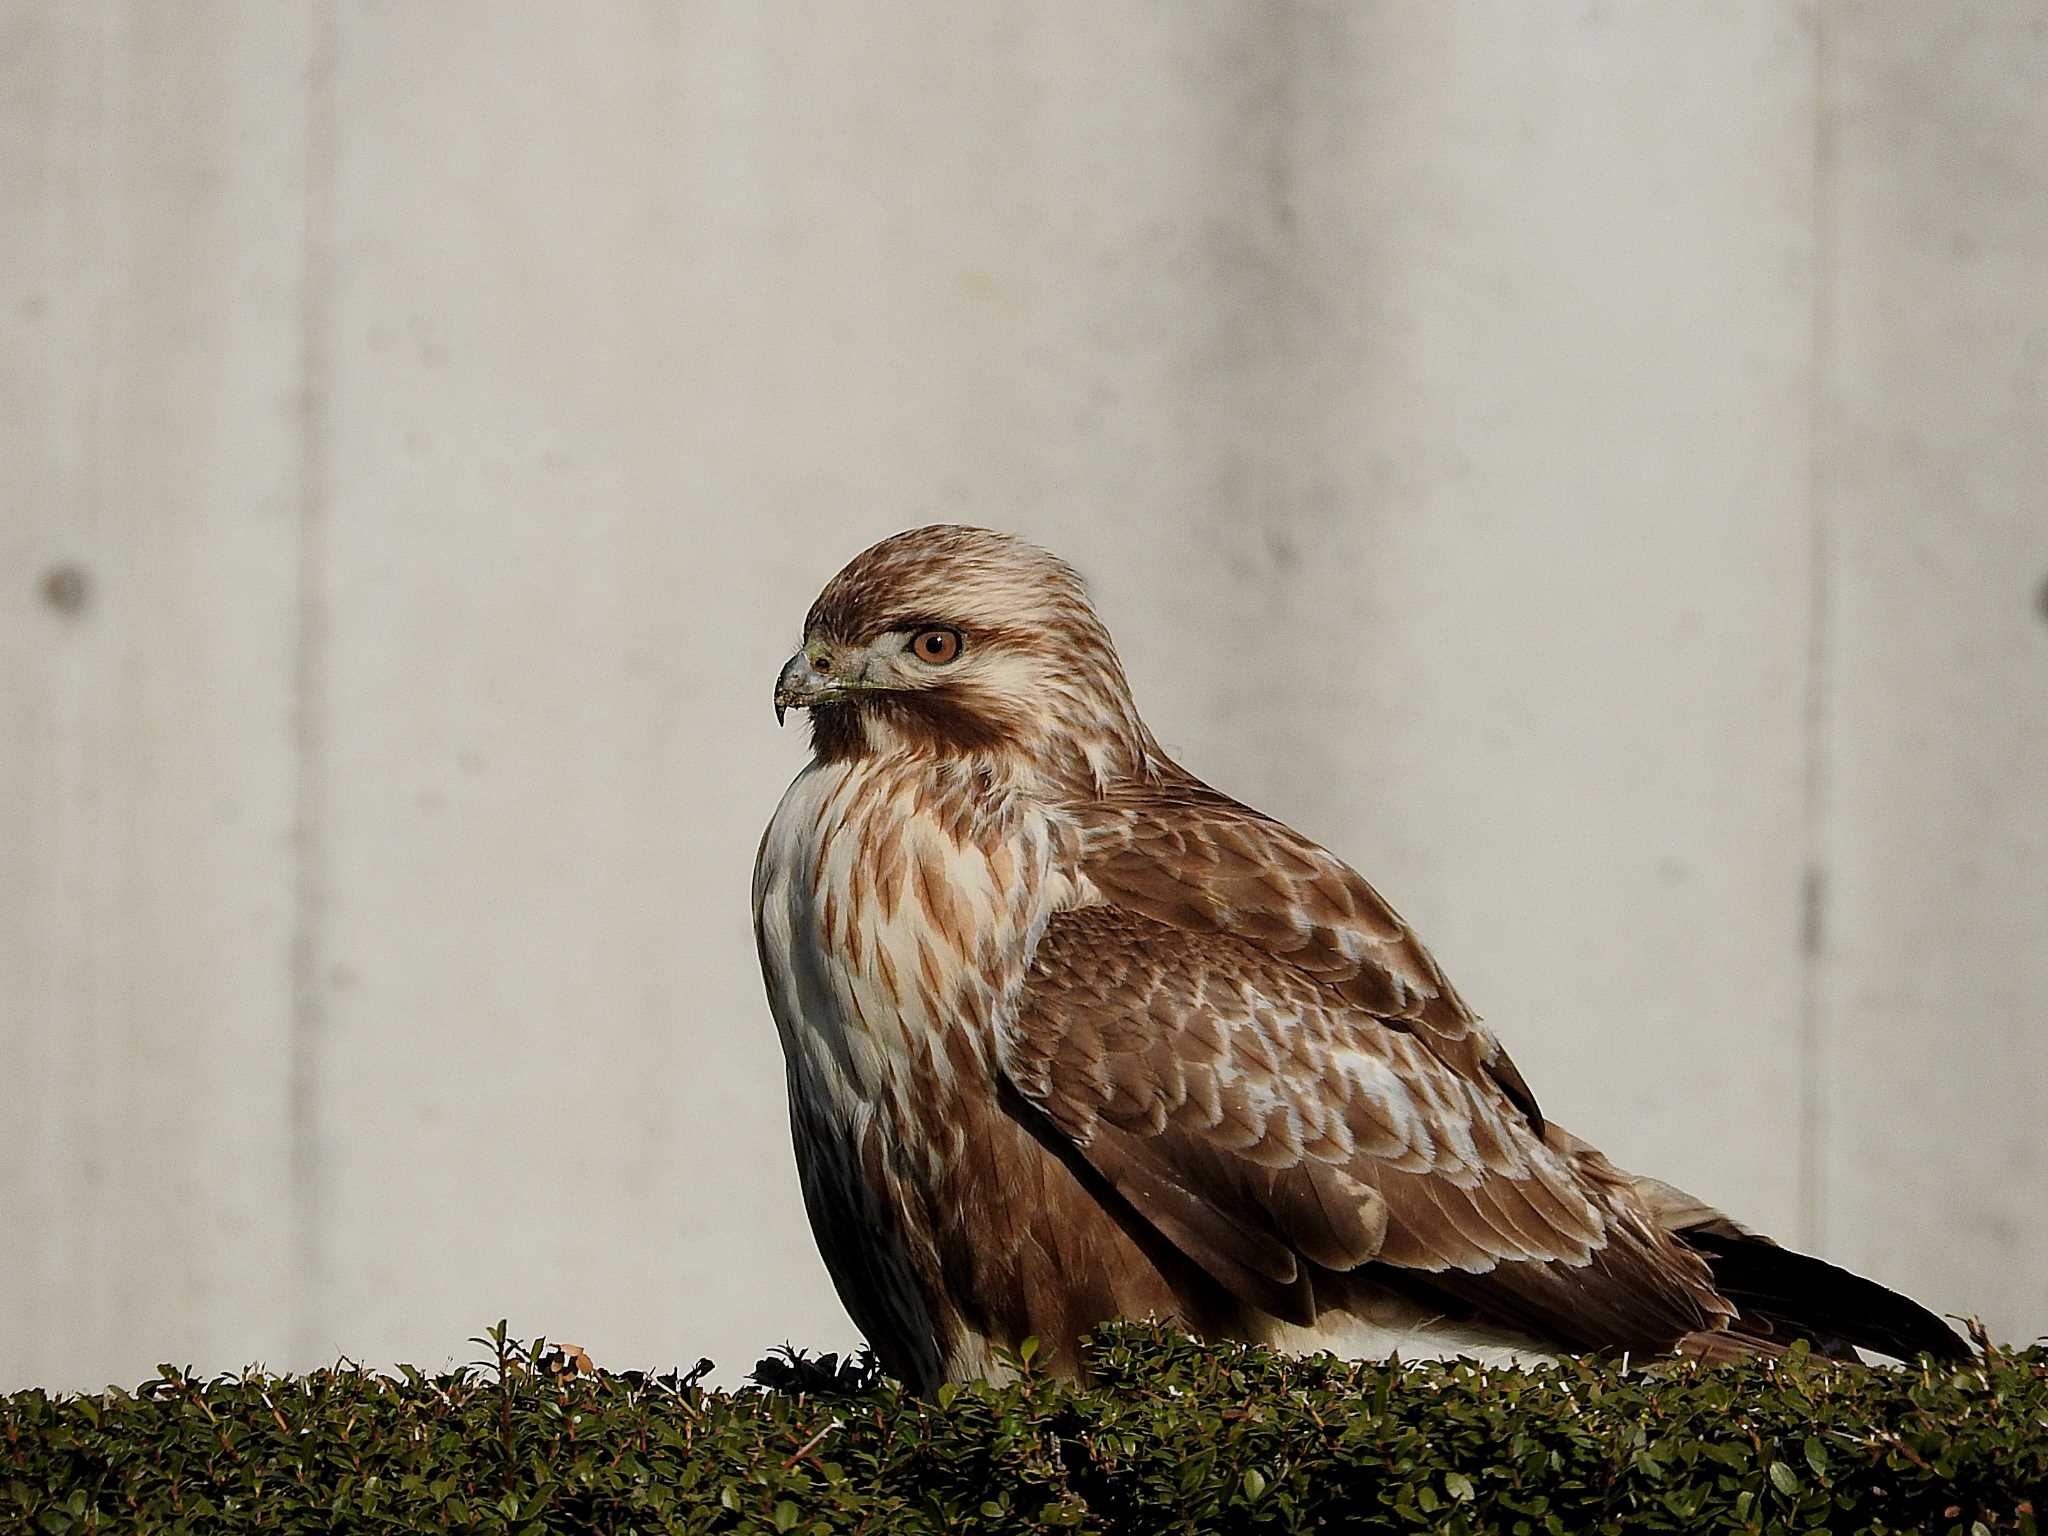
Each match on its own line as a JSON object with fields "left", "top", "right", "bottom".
{"left": 1255, "top": 1306, "right": 1556, "bottom": 1370}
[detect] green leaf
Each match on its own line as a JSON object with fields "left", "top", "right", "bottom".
{"left": 1445, "top": 1471, "right": 1476, "bottom": 1503}
{"left": 1241, "top": 1468, "right": 1266, "bottom": 1502}
{"left": 773, "top": 1500, "right": 800, "bottom": 1531}
{"left": 1767, "top": 1461, "right": 1799, "bottom": 1497}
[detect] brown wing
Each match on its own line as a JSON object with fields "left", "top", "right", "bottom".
{"left": 999, "top": 904, "right": 1733, "bottom": 1352}
{"left": 1071, "top": 780, "right": 1545, "bottom": 1128}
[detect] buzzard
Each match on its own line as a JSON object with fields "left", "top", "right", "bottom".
{"left": 753, "top": 525, "right": 1963, "bottom": 1389}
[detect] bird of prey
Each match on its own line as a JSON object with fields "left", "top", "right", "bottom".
{"left": 753, "top": 525, "right": 1963, "bottom": 1390}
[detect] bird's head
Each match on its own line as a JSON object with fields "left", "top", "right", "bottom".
{"left": 774, "top": 525, "right": 1158, "bottom": 791}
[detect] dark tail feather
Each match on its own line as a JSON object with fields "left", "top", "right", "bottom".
{"left": 1682, "top": 1228, "right": 1969, "bottom": 1362}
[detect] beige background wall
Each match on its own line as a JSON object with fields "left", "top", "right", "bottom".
{"left": 4, "top": 1, "right": 2044, "bottom": 1390}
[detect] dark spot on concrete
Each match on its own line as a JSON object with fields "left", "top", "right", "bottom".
{"left": 40, "top": 562, "right": 91, "bottom": 616}
{"left": 2038, "top": 572, "right": 2048, "bottom": 626}
{"left": 1801, "top": 863, "right": 1826, "bottom": 958}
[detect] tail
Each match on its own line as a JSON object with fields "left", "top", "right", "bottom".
{"left": 1626, "top": 1171, "right": 1968, "bottom": 1361}
{"left": 1678, "top": 1227, "right": 1969, "bottom": 1363}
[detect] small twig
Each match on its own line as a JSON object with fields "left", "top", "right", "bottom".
{"left": 259, "top": 1389, "right": 292, "bottom": 1438}
{"left": 1874, "top": 1427, "right": 1934, "bottom": 1474}
{"left": 783, "top": 1417, "right": 844, "bottom": 1470}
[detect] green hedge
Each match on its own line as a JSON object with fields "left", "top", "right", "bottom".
{"left": 5, "top": 1323, "right": 2041, "bottom": 1534}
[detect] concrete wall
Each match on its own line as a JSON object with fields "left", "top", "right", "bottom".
{"left": 4, "top": 1, "right": 2043, "bottom": 1389}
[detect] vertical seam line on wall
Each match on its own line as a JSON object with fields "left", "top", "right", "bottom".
{"left": 1797, "top": 0, "right": 1836, "bottom": 1255}
{"left": 290, "top": 0, "right": 338, "bottom": 1366}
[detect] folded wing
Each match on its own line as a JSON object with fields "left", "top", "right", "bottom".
{"left": 999, "top": 902, "right": 1734, "bottom": 1352}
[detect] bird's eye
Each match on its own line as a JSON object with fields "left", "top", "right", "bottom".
{"left": 910, "top": 628, "right": 962, "bottom": 665}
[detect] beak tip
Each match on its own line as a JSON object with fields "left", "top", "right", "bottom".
{"left": 775, "top": 701, "right": 787, "bottom": 727}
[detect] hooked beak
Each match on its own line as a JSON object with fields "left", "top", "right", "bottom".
{"left": 774, "top": 649, "right": 837, "bottom": 726}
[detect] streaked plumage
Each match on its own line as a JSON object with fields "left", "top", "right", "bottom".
{"left": 753, "top": 525, "right": 1963, "bottom": 1389}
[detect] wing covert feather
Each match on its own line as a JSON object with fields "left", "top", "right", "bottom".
{"left": 1000, "top": 904, "right": 1729, "bottom": 1350}
{"left": 1070, "top": 783, "right": 1545, "bottom": 1127}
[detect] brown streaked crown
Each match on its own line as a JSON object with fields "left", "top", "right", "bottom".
{"left": 805, "top": 526, "right": 1081, "bottom": 643}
